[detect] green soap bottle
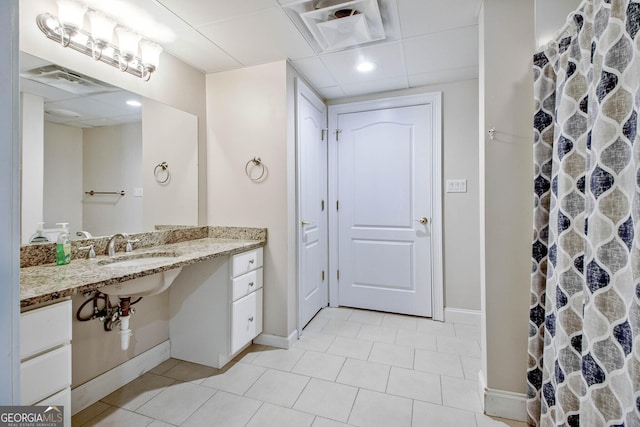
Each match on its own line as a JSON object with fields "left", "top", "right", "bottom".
{"left": 55, "top": 222, "right": 71, "bottom": 265}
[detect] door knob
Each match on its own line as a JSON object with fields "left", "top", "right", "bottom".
{"left": 301, "top": 220, "right": 312, "bottom": 226}
{"left": 416, "top": 217, "right": 429, "bottom": 225}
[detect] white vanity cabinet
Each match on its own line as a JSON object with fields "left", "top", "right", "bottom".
{"left": 169, "top": 248, "right": 263, "bottom": 368}
{"left": 20, "top": 300, "right": 72, "bottom": 427}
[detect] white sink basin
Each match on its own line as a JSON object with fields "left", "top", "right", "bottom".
{"left": 97, "top": 253, "right": 182, "bottom": 297}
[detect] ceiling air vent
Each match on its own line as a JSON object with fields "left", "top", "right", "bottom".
{"left": 301, "top": 0, "right": 385, "bottom": 51}
{"left": 20, "top": 65, "right": 118, "bottom": 95}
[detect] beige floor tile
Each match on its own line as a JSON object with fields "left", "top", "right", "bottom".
{"left": 252, "top": 347, "right": 306, "bottom": 371}
{"left": 294, "top": 331, "right": 336, "bottom": 352}
{"left": 233, "top": 344, "right": 271, "bottom": 364}
{"left": 147, "top": 420, "right": 174, "bottom": 427}
{"left": 316, "top": 307, "right": 354, "bottom": 321}
{"left": 335, "top": 358, "right": 390, "bottom": 392}
{"left": 416, "top": 319, "right": 456, "bottom": 336}
{"left": 72, "top": 401, "right": 112, "bottom": 426}
{"left": 356, "top": 324, "right": 397, "bottom": 343}
{"left": 321, "top": 319, "right": 362, "bottom": 337}
{"left": 454, "top": 323, "right": 482, "bottom": 340}
{"left": 159, "top": 360, "right": 219, "bottom": 384}
{"left": 312, "top": 417, "right": 355, "bottom": 427}
{"left": 326, "top": 336, "right": 373, "bottom": 360}
{"left": 200, "top": 362, "right": 266, "bottom": 395}
{"left": 414, "top": 349, "right": 464, "bottom": 377}
{"left": 148, "top": 358, "right": 181, "bottom": 375}
{"left": 395, "top": 329, "right": 438, "bottom": 351}
{"left": 368, "top": 342, "right": 414, "bottom": 368}
{"left": 245, "top": 369, "right": 310, "bottom": 407}
{"left": 348, "top": 389, "right": 412, "bottom": 427}
{"left": 476, "top": 414, "right": 528, "bottom": 427}
{"left": 135, "top": 381, "right": 215, "bottom": 425}
{"left": 441, "top": 376, "right": 482, "bottom": 412}
{"left": 386, "top": 366, "right": 442, "bottom": 404}
{"left": 101, "top": 372, "right": 176, "bottom": 411}
{"left": 246, "top": 403, "right": 315, "bottom": 427}
{"left": 412, "top": 400, "right": 476, "bottom": 427}
{"left": 182, "top": 391, "right": 262, "bottom": 427}
{"left": 381, "top": 313, "right": 418, "bottom": 330}
{"left": 292, "top": 350, "right": 346, "bottom": 381}
{"left": 85, "top": 406, "right": 154, "bottom": 427}
{"left": 348, "top": 309, "right": 384, "bottom": 325}
{"left": 461, "top": 356, "right": 481, "bottom": 380}
{"left": 304, "top": 316, "right": 330, "bottom": 332}
{"left": 437, "top": 335, "right": 482, "bottom": 357}
{"left": 293, "top": 378, "right": 359, "bottom": 423}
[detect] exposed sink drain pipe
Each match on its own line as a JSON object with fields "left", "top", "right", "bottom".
{"left": 118, "top": 297, "right": 133, "bottom": 350}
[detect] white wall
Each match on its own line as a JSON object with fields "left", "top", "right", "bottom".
{"left": 479, "top": 0, "right": 534, "bottom": 410}
{"left": 328, "top": 79, "right": 481, "bottom": 313}
{"left": 83, "top": 123, "right": 143, "bottom": 236}
{"left": 43, "top": 121, "right": 83, "bottom": 236}
{"left": 207, "top": 61, "right": 292, "bottom": 338}
{"left": 535, "top": 0, "right": 582, "bottom": 47}
{"left": 142, "top": 100, "right": 198, "bottom": 230}
{"left": 20, "top": 93, "right": 44, "bottom": 244}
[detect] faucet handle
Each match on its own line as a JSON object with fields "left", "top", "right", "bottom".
{"left": 78, "top": 244, "right": 96, "bottom": 259}
{"left": 126, "top": 239, "right": 140, "bottom": 252}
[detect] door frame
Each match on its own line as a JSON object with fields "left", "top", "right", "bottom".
{"left": 295, "top": 78, "right": 329, "bottom": 335}
{"left": 328, "top": 92, "right": 444, "bottom": 321}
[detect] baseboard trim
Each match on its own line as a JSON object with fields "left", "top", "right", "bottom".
{"left": 253, "top": 330, "right": 299, "bottom": 349}
{"left": 444, "top": 307, "right": 481, "bottom": 326}
{"left": 483, "top": 387, "right": 528, "bottom": 422}
{"left": 71, "top": 340, "right": 170, "bottom": 415}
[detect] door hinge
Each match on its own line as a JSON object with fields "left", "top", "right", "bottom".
{"left": 335, "top": 129, "right": 342, "bottom": 141}
{"left": 322, "top": 271, "right": 325, "bottom": 281}
{"left": 321, "top": 129, "right": 328, "bottom": 141}
{"left": 337, "top": 270, "right": 340, "bottom": 280}
{"left": 321, "top": 200, "right": 325, "bottom": 211}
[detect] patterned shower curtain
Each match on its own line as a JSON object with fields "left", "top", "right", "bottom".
{"left": 527, "top": 0, "right": 640, "bottom": 426}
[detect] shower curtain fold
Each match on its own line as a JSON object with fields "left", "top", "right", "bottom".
{"left": 527, "top": 1, "right": 640, "bottom": 426}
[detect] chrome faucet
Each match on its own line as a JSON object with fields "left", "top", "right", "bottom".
{"left": 106, "top": 233, "right": 129, "bottom": 257}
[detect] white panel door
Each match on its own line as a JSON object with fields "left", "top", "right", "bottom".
{"left": 337, "top": 105, "right": 432, "bottom": 317}
{"left": 297, "top": 81, "right": 328, "bottom": 328}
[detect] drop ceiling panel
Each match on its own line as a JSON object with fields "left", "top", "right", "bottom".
{"left": 163, "top": 29, "right": 243, "bottom": 73}
{"left": 20, "top": 79, "right": 79, "bottom": 103}
{"left": 47, "top": 98, "right": 129, "bottom": 119}
{"left": 408, "top": 65, "right": 478, "bottom": 87}
{"left": 319, "top": 41, "right": 406, "bottom": 84}
{"left": 340, "top": 75, "right": 408, "bottom": 97}
{"left": 156, "top": 0, "right": 280, "bottom": 28}
{"left": 397, "top": 0, "right": 481, "bottom": 38}
{"left": 290, "top": 57, "right": 339, "bottom": 88}
{"left": 316, "top": 85, "right": 347, "bottom": 99}
{"left": 403, "top": 26, "right": 478, "bottom": 75}
{"left": 91, "top": 91, "right": 141, "bottom": 109}
{"left": 198, "top": 8, "right": 315, "bottom": 66}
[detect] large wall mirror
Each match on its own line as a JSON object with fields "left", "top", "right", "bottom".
{"left": 20, "top": 52, "right": 198, "bottom": 244}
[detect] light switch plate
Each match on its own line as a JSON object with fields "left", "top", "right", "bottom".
{"left": 133, "top": 187, "right": 144, "bottom": 197}
{"left": 446, "top": 179, "right": 467, "bottom": 193}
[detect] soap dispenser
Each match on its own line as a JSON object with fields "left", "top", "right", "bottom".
{"left": 29, "top": 222, "right": 49, "bottom": 243}
{"left": 55, "top": 223, "right": 71, "bottom": 265}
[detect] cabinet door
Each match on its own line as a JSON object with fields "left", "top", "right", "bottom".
{"left": 21, "top": 344, "right": 71, "bottom": 405}
{"left": 230, "top": 289, "right": 263, "bottom": 354}
{"left": 36, "top": 388, "right": 71, "bottom": 427}
{"left": 231, "top": 268, "right": 263, "bottom": 302}
{"left": 21, "top": 300, "right": 72, "bottom": 360}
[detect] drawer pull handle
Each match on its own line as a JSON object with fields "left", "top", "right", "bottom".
{"left": 249, "top": 259, "right": 255, "bottom": 264}
{"left": 248, "top": 317, "right": 254, "bottom": 322}
{"left": 249, "top": 282, "right": 255, "bottom": 287}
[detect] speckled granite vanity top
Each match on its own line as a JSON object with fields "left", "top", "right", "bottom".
{"left": 20, "top": 226, "right": 266, "bottom": 308}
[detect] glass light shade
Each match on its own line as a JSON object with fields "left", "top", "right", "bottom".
{"left": 56, "top": 0, "right": 87, "bottom": 29}
{"left": 115, "top": 27, "right": 141, "bottom": 57}
{"left": 88, "top": 11, "right": 115, "bottom": 43}
{"left": 140, "top": 41, "right": 162, "bottom": 68}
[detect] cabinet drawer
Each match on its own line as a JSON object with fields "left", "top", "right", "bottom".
{"left": 21, "top": 344, "right": 71, "bottom": 405}
{"left": 231, "top": 289, "right": 263, "bottom": 354}
{"left": 232, "top": 268, "right": 263, "bottom": 302}
{"left": 231, "top": 248, "right": 263, "bottom": 277}
{"left": 35, "top": 388, "right": 71, "bottom": 427}
{"left": 20, "top": 300, "right": 72, "bottom": 360}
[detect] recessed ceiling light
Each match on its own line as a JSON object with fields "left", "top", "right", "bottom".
{"left": 126, "top": 99, "right": 142, "bottom": 107}
{"left": 356, "top": 61, "right": 376, "bottom": 72}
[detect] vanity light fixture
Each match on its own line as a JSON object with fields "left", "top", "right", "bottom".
{"left": 37, "top": 0, "right": 163, "bottom": 81}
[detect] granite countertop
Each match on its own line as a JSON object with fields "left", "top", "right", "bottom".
{"left": 20, "top": 227, "right": 266, "bottom": 308}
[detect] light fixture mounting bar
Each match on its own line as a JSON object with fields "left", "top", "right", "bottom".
{"left": 37, "top": 13, "right": 146, "bottom": 79}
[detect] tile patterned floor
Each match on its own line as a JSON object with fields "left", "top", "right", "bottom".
{"left": 72, "top": 307, "right": 528, "bottom": 427}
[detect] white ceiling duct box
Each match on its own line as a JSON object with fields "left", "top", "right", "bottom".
{"left": 300, "top": 0, "right": 385, "bottom": 51}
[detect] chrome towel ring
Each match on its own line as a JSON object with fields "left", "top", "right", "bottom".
{"left": 154, "top": 161, "right": 170, "bottom": 184}
{"left": 245, "top": 157, "right": 266, "bottom": 182}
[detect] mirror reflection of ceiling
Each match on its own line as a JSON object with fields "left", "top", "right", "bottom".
{"left": 20, "top": 52, "right": 142, "bottom": 128}
{"left": 33, "top": 0, "right": 481, "bottom": 100}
